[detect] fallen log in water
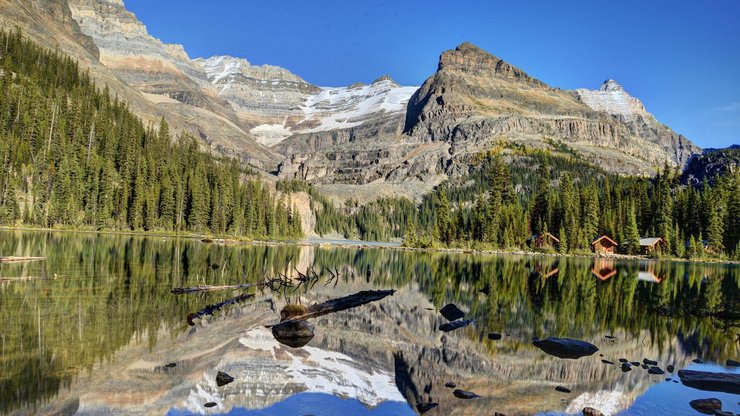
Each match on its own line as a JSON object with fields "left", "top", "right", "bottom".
{"left": 0, "top": 256, "right": 46, "bottom": 263}
{"left": 186, "top": 293, "right": 254, "bottom": 326}
{"left": 172, "top": 283, "right": 261, "bottom": 294}
{"left": 266, "top": 289, "right": 396, "bottom": 327}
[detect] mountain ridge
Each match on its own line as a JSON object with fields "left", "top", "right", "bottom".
{"left": 0, "top": 0, "right": 703, "bottom": 201}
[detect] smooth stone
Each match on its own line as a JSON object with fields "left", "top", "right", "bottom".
{"left": 688, "top": 398, "right": 722, "bottom": 415}
{"left": 453, "top": 389, "right": 481, "bottom": 399}
{"left": 693, "top": 358, "right": 705, "bottom": 364}
{"left": 678, "top": 369, "right": 740, "bottom": 394}
{"left": 555, "top": 386, "right": 572, "bottom": 393}
{"left": 641, "top": 364, "right": 649, "bottom": 369}
{"left": 164, "top": 362, "right": 177, "bottom": 368}
{"left": 648, "top": 366, "right": 665, "bottom": 375}
{"left": 445, "top": 382, "right": 457, "bottom": 388}
{"left": 204, "top": 402, "right": 217, "bottom": 408}
{"left": 725, "top": 359, "right": 739, "bottom": 367}
{"left": 488, "top": 333, "right": 502, "bottom": 340}
{"left": 215, "top": 371, "right": 234, "bottom": 387}
{"left": 532, "top": 337, "right": 599, "bottom": 359}
{"left": 439, "top": 319, "right": 475, "bottom": 332}
{"left": 416, "top": 402, "right": 439, "bottom": 413}
{"left": 621, "top": 363, "right": 632, "bottom": 372}
{"left": 582, "top": 407, "right": 605, "bottom": 416}
{"left": 618, "top": 358, "right": 628, "bottom": 363}
{"left": 440, "top": 303, "right": 465, "bottom": 321}
{"left": 271, "top": 320, "right": 315, "bottom": 348}
{"left": 643, "top": 358, "right": 658, "bottom": 366}
{"left": 667, "top": 364, "right": 675, "bottom": 373}
{"left": 630, "top": 361, "right": 641, "bottom": 366}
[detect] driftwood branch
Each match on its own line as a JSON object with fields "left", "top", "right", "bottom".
{"left": 172, "top": 283, "right": 260, "bottom": 294}
{"left": 186, "top": 293, "right": 254, "bottom": 326}
{"left": 0, "top": 256, "right": 46, "bottom": 263}
{"left": 266, "top": 289, "right": 395, "bottom": 328}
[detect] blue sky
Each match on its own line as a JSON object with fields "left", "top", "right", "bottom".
{"left": 124, "top": 0, "right": 740, "bottom": 149}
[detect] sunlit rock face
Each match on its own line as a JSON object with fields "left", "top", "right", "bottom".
{"left": 403, "top": 43, "right": 699, "bottom": 176}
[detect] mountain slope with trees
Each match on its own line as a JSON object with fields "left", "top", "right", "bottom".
{"left": 0, "top": 30, "right": 301, "bottom": 238}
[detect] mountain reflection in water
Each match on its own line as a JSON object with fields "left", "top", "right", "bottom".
{"left": 0, "top": 230, "right": 738, "bottom": 415}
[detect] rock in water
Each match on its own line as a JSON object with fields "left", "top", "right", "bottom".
{"left": 601, "top": 359, "right": 614, "bottom": 365}
{"left": 164, "top": 362, "right": 177, "bottom": 368}
{"left": 416, "top": 402, "right": 439, "bottom": 413}
{"left": 667, "top": 364, "right": 675, "bottom": 373}
{"left": 643, "top": 358, "right": 658, "bottom": 366}
{"left": 582, "top": 407, "right": 605, "bottom": 416}
{"left": 693, "top": 358, "right": 704, "bottom": 364}
{"left": 678, "top": 370, "right": 740, "bottom": 394}
{"left": 440, "top": 303, "right": 465, "bottom": 321}
{"left": 439, "top": 319, "right": 475, "bottom": 332}
{"left": 688, "top": 398, "right": 722, "bottom": 414}
{"left": 532, "top": 337, "right": 599, "bottom": 359}
{"left": 621, "top": 363, "right": 632, "bottom": 372}
{"left": 555, "top": 386, "right": 571, "bottom": 393}
{"left": 445, "top": 382, "right": 457, "bottom": 388}
{"left": 271, "top": 320, "right": 315, "bottom": 348}
{"left": 215, "top": 371, "right": 234, "bottom": 387}
{"left": 453, "top": 389, "right": 481, "bottom": 399}
{"left": 648, "top": 366, "right": 665, "bottom": 375}
{"left": 725, "top": 359, "right": 739, "bottom": 367}
{"left": 488, "top": 333, "right": 502, "bottom": 340}
{"left": 204, "top": 402, "right": 217, "bottom": 408}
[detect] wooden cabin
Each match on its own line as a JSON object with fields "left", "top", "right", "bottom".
{"left": 591, "top": 258, "right": 617, "bottom": 281}
{"left": 529, "top": 232, "right": 560, "bottom": 249}
{"left": 639, "top": 237, "right": 664, "bottom": 255}
{"left": 591, "top": 235, "right": 618, "bottom": 254}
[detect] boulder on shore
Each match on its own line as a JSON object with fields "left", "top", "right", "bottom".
{"left": 678, "top": 370, "right": 740, "bottom": 394}
{"left": 532, "top": 337, "right": 599, "bottom": 359}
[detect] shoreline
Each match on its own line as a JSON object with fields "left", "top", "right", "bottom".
{"left": 1, "top": 226, "right": 737, "bottom": 265}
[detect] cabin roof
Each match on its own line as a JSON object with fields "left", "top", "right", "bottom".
{"left": 531, "top": 232, "right": 560, "bottom": 243}
{"left": 639, "top": 237, "right": 663, "bottom": 247}
{"left": 592, "top": 235, "right": 618, "bottom": 246}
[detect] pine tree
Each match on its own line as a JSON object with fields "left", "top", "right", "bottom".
{"left": 436, "top": 188, "right": 453, "bottom": 244}
{"left": 623, "top": 202, "right": 640, "bottom": 255}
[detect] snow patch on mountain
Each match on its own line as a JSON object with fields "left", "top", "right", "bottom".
{"left": 300, "top": 79, "right": 417, "bottom": 133}
{"left": 250, "top": 124, "right": 293, "bottom": 147}
{"left": 576, "top": 79, "right": 648, "bottom": 121}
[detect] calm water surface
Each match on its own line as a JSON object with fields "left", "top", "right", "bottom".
{"left": 0, "top": 230, "right": 738, "bottom": 415}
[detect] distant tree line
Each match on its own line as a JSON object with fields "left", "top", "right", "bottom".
{"left": 419, "top": 151, "right": 740, "bottom": 259}
{"left": 0, "top": 30, "right": 302, "bottom": 238}
{"left": 291, "top": 145, "right": 739, "bottom": 259}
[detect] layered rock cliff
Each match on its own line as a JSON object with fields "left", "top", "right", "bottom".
{"left": 404, "top": 43, "right": 699, "bottom": 176}
{"left": 0, "top": 0, "right": 703, "bottom": 201}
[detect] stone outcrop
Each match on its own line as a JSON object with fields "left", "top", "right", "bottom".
{"left": 404, "top": 43, "right": 699, "bottom": 176}
{"left": 2, "top": 0, "right": 703, "bottom": 201}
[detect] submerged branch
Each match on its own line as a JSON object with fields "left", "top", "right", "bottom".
{"left": 186, "top": 293, "right": 254, "bottom": 326}
{"left": 266, "top": 289, "right": 396, "bottom": 327}
{"left": 172, "top": 283, "right": 260, "bottom": 294}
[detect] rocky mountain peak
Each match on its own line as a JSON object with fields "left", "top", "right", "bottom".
{"left": 437, "top": 42, "right": 543, "bottom": 86}
{"left": 577, "top": 80, "right": 647, "bottom": 121}
{"left": 601, "top": 79, "right": 624, "bottom": 92}
{"left": 372, "top": 74, "right": 399, "bottom": 86}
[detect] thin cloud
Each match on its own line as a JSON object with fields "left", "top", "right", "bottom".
{"left": 715, "top": 102, "right": 740, "bottom": 112}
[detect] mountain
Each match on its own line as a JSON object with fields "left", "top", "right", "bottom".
{"left": 404, "top": 43, "right": 698, "bottom": 176}
{"left": 681, "top": 145, "right": 740, "bottom": 185}
{"left": 0, "top": 1, "right": 702, "bottom": 202}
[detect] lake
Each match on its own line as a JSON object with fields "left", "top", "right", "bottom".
{"left": 0, "top": 230, "right": 738, "bottom": 415}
